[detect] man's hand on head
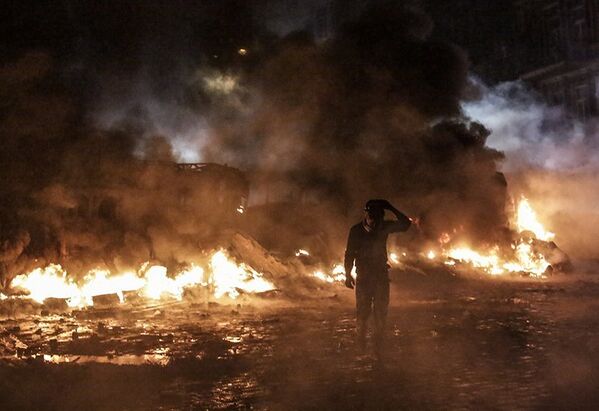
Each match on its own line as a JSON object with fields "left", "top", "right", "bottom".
{"left": 370, "top": 199, "right": 393, "bottom": 210}
{"left": 380, "top": 200, "right": 394, "bottom": 210}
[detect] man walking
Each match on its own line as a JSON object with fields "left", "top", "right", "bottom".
{"left": 344, "top": 199, "right": 412, "bottom": 355}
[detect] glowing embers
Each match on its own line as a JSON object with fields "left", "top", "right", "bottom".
{"left": 8, "top": 249, "right": 275, "bottom": 308}
{"left": 311, "top": 263, "right": 354, "bottom": 284}
{"left": 293, "top": 248, "right": 346, "bottom": 283}
{"left": 311, "top": 264, "right": 347, "bottom": 284}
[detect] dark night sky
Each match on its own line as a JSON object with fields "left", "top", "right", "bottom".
{"left": 2, "top": 1, "right": 264, "bottom": 69}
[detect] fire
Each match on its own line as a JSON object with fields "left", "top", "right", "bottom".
{"left": 6, "top": 249, "right": 274, "bottom": 308}
{"left": 445, "top": 241, "right": 550, "bottom": 277}
{"left": 312, "top": 270, "right": 335, "bottom": 283}
{"left": 11, "top": 265, "right": 81, "bottom": 305}
{"left": 311, "top": 264, "right": 352, "bottom": 283}
{"left": 503, "top": 241, "right": 551, "bottom": 275}
{"left": 307, "top": 197, "right": 556, "bottom": 283}
{"left": 5, "top": 198, "right": 557, "bottom": 306}
{"left": 516, "top": 196, "right": 554, "bottom": 241}
{"left": 141, "top": 265, "right": 205, "bottom": 300}
{"left": 209, "top": 250, "right": 274, "bottom": 298}
{"left": 441, "top": 197, "right": 554, "bottom": 277}
{"left": 78, "top": 269, "right": 146, "bottom": 306}
{"left": 438, "top": 232, "right": 451, "bottom": 244}
{"left": 446, "top": 247, "right": 504, "bottom": 275}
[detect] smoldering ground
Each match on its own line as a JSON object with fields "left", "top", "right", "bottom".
{"left": 2, "top": 2, "right": 511, "bottom": 285}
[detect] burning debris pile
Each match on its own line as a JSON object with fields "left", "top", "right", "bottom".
{"left": 0, "top": 230, "right": 354, "bottom": 312}
{"left": 0, "top": 4, "right": 575, "bottom": 315}
{"left": 425, "top": 196, "right": 569, "bottom": 277}
{"left": 294, "top": 196, "right": 570, "bottom": 285}
{"left": 5, "top": 248, "right": 274, "bottom": 309}
{"left": 0, "top": 233, "right": 285, "bottom": 311}
{"left": 0, "top": 190, "right": 570, "bottom": 314}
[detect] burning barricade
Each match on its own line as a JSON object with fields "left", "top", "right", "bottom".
{"left": 0, "top": 231, "right": 341, "bottom": 313}
{"left": 3, "top": 247, "right": 276, "bottom": 311}
{"left": 295, "top": 196, "right": 570, "bottom": 285}
{"left": 1, "top": 195, "right": 571, "bottom": 315}
{"left": 433, "top": 196, "right": 570, "bottom": 278}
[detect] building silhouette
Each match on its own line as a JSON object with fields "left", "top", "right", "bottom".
{"left": 429, "top": 0, "right": 599, "bottom": 121}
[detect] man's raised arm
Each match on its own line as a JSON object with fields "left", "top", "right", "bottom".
{"left": 382, "top": 200, "right": 412, "bottom": 233}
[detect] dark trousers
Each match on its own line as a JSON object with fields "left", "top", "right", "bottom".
{"left": 355, "top": 272, "right": 389, "bottom": 347}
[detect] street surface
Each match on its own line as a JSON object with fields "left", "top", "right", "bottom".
{"left": 2, "top": 271, "right": 599, "bottom": 410}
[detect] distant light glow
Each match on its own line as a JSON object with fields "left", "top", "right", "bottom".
{"left": 203, "top": 73, "right": 238, "bottom": 94}
{"left": 295, "top": 249, "right": 310, "bottom": 257}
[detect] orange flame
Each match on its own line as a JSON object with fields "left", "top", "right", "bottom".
{"left": 516, "top": 196, "right": 554, "bottom": 241}
{"left": 8, "top": 249, "right": 274, "bottom": 307}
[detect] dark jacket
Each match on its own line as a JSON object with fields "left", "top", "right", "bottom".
{"left": 344, "top": 216, "right": 411, "bottom": 277}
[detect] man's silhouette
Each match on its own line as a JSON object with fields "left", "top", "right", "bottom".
{"left": 344, "top": 199, "right": 411, "bottom": 355}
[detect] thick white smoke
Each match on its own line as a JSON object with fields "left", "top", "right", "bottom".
{"left": 463, "top": 77, "right": 599, "bottom": 259}
{"left": 90, "top": 67, "right": 247, "bottom": 163}
{"left": 462, "top": 77, "right": 598, "bottom": 172}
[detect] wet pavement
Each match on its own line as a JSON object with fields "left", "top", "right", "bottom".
{"left": 2, "top": 274, "right": 599, "bottom": 410}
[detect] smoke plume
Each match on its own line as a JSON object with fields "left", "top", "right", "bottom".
{"left": 1, "top": 3, "right": 512, "bottom": 281}
{"left": 464, "top": 78, "right": 599, "bottom": 259}
{"left": 203, "top": 5, "right": 507, "bottom": 246}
